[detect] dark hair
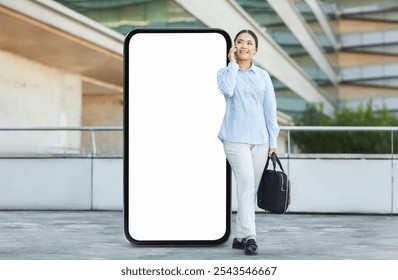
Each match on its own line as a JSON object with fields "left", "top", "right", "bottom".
{"left": 234, "top": 29, "right": 258, "bottom": 50}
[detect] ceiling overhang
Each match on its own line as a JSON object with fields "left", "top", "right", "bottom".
{"left": 0, "top": 0, "right": 123, "bottom": 93}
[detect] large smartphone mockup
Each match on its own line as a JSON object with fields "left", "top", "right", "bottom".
{"left": 124, "top": 29, "right": 231, "bottom": 245}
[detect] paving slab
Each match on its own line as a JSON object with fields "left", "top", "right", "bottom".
{"left": 0, "top": 211, "right": 397, "bottom": 260}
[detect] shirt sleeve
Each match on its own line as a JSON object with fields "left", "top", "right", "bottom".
{"left": 263, "top": 72, "right": 280, "bottom": 148}
{"left": 217, "top": 62, "right": 239, "bottom": 97}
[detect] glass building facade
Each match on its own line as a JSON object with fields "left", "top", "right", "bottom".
{"left": 56, "top": 0, "right": 398, "bottom": 118}
{"left": 56, "top": 0, "right": 205, "bottom": 33}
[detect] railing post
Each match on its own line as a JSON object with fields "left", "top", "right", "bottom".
{"left": 91, "top": 129, "right": 97, "bottom": 155}
{"left": 287, "top": 129, "right": 291, "bottom": 157}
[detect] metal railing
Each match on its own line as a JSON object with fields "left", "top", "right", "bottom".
{"left": 0, "top": 126, "right": 123, "bottom": 155}
{"left": 1, "top": 125, "right": 397, "bottom": 155}
{"left": 1, "top": 125, "right": 395, "bottom": 213}
{"left": 279, "top": 126, "right": 397, "bottom": 214}
{"left": 280, "top": 126, "right": 398, "bottom": 157}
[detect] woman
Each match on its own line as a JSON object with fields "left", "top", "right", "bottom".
{"left": 217, "top": 30, "right": 279, "bottom": 255}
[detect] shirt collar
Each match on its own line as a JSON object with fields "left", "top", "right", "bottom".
{"left": 249, "top": 63, "right": 260, "bottom": 75}
{"left": 239, "top": 62, "right": 259, "bottom": 75}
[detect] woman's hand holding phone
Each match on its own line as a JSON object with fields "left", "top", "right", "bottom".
{"left": 228, "top": 46, "right": 237, "bottom": 63}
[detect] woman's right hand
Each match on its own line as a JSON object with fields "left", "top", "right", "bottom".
{"left": 228, "top": 46, "right": 237, "bottom": 63}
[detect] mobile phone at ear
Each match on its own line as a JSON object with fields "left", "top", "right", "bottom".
{"left": 123, "top": 28, "right": 231, "bottom": 245}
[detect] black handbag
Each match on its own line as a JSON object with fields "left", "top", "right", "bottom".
{"left": 257, "top": 153, "right": 291, "bottom": 214}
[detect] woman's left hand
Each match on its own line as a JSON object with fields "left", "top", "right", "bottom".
{"left": 268, "top": 147, "right": 277, "bottom": 157}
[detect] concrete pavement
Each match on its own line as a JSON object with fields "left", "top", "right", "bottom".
{"left": 0, "top": 211, "right": 397, "bottom": 260}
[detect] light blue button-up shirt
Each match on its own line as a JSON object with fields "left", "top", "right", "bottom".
{"left": 217, "top": 61, "right": 279, "bottom": 147}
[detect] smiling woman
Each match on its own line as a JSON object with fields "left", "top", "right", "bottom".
{"left": 230, "top": 30, "right": 258, "bottom": 70}
{"left": 217, "top": 29, "right": 280, "bottom": 256}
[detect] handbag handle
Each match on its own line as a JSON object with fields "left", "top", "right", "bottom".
{"left": 265, "top": 152, "right": 285, "bottom": 173}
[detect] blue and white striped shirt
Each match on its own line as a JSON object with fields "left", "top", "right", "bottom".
{"left": 217, "top": 61, "right": 279, "bottom": 147}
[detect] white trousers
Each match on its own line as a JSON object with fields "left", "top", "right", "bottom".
{"left": 223, "top": 141, "right": 269, "bottom": 238}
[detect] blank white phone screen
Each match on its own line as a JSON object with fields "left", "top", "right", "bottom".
{"left": 125, "top": 30, "right": 230, "bottom": 243}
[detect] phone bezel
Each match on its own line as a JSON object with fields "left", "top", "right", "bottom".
{"left": 123, "top": 28, "right": 232, "bottom": 245}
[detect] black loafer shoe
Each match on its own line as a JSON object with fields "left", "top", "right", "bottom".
{"left": 232, "top": 238, "right": 246, "bottom": 249}
{"left": 244, "top": 239, "right": 258, "bottom": 255}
